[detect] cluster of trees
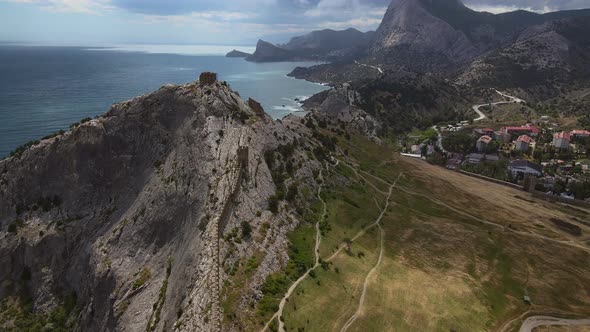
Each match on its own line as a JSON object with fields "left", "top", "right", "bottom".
{"left": 357, "top": 76, "right": 467, "bottom": 134}
{"left": 443, "top": 132, "right": 474, "bottom": 154}
{"left": 462, "top": 160, "right": 512, "bottom": 182}
{"left": 569, "top": 180, "right": 590, "bottom": 200}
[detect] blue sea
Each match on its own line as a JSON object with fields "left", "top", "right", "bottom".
{"left": 0, "top": 44, "right": 328, "bottom": 158}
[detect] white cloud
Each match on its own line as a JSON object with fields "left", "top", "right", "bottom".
{"left": 302, "top": 0, "right": 386, "bottom": 32}
{"left": 315, "top": 17, "right": 384, "bottom": 30}
{"left": 141, "top": 11, "right": 256, "bottom": 25}
{"left": 466, "top": 4, "right": 554, "bottom": 14}
{"left": 3, "top": 0, "right": 113, "bottom": 14}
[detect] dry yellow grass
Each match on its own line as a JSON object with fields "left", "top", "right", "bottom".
{"left": 258, "top": 135, "right": 590, "bottom": 332}
{"left": 348, "top": 256, "right": 491, "bottom": 332}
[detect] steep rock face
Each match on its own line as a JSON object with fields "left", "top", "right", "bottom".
{"left": 0, "top": 78, "right": 321, "bottom": 331}
{"left": 246, "top": 40, "right": 291, "bottom": 62}
{"left": 365, "top": 0, "right": 590, "bottom": 73}
{"left": 371, "top": 0, "right": 477, "bottom": 69}
{"left": 303, "top": 84, "right": 381, "bottom": 140}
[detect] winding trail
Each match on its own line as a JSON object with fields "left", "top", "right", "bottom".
{"left": 340, "top": 174, "right": 401, "bottom": 332}
{"left": 432, "top": 89, "right": 526, "bottom": 151}
{"left": 519, "top": 316, "right": 590, "bottom": 332}
{"left": 262, "top": 161, "right": 337, "bottom": 332}
{"left": 472, "top": 90, "right": 526, "bottom": 122}
{"left": 354, "top": 61, "right": 384, "bottom": 74}
{"left": 261, "top": 160, "right": 400, "bottom": 332}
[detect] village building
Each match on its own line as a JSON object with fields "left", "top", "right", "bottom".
{"left": 553, "top": 131, "right": 571, "bottom": 149}
{"left": 501, "top": 124, "right": 540, "bottom": 138}
{"left": 410, "top": 144, "right": 422, "bottom": 154}
{"left": 508, "top": 160, "right": 543, "bottom": 177}
{"left": 473, "top": 128, "right": 494, "bottom": 136}
{"left": 476, "top": 135, "right": 492, "bottom": 152}
{"left": 494, "top": 131, "right": 512, "bottom": 143}
{"left": 570, "top": 130, "right": 590, "bottom": 139}
{"left": 465, "top": 153, "right": 500, "bottom": 165}
{"left": 514, "top": 135, "right": 535, "bottom": 152}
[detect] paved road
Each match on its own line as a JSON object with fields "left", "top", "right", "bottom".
{"left": 472, "top": 90, "right": 526, "bottom": 122}
{"left": 519, "top": 316, "right": 590, "bottom": 332}
{"left": 355, "top": 61, "right": 384, "bottom": 74}
{"left": 496, "top": 89, "right": 525, "bottom": 103}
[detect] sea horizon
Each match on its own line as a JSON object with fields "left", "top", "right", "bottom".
{"left": 0, "top": 44, "right": 327, "bottom": 158}
{"left": 0, "top": 42, "right": 257, "bottom": 56}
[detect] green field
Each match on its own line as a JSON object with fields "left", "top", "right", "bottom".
{"left": 226, "top": 131, "right": 590, "bottom": 332}
{"left": 277, "top": 133, "right": 590, "bottom": 332}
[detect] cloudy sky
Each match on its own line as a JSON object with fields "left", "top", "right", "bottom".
{"left": 0, "top": 0, "right": 589, "bottom": 46}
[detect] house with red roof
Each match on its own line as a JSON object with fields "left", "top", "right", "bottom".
{"left": 514, "top": 135, "right": 535, "bottom": 152}
{"left": 553, "top": 131, "right": 571, "bottom": 149}
{"left": 570, "top": 130, "right": 590, "bottom": 138}
{"left": 476, "top": 135, "right": 493, "bottom": 152}
{"left": 473, "top": 128, "right": 495, "bottom": 136}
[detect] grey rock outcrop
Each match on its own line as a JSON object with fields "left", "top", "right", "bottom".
{"left": 0, "top": 75, "right": 323, "bottom": 331}
{"left": 371, "top": 0, "right": 478, "bottom": 69}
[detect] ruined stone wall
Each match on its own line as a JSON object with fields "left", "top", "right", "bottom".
{"left": 200, "top": 72, "right": 217, "bottom": 85}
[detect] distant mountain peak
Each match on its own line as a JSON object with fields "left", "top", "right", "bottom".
{"left": 247, "top": 29, "right": 375, "bottom": 62}
{"left": 370, "top": 0, "right": 590, "bottom": 72}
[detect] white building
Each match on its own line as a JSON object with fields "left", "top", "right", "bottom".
{"left": 553, "top": 132, "right": 571, "bottom": 149}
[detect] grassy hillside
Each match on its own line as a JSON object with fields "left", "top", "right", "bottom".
{"left": 271, "top": 132, "right": 590, "bottom": 332}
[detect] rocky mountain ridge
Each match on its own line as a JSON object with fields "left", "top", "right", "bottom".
{"left": 369, "top": 0, "right": 590, "bottom": 72}
{"left": 457, "top": 16, "right": 590, "bottom": 100}
{"left": 285, "top": 0, "right": 590, "bottom": 104}
{"left": 246, "top": 28, "right": 375, "bottom": 62}
{"left": 0, "top": 74, "right": 341, "bottom": 331}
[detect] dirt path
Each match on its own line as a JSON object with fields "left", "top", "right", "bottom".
{"left": 395, "top": 184, "right": 590, "bottom": 253}
{"left": 262, "top": 162, "right": 400, "bottom": 332}
{"left": 262, "top": 164, "right": 333, "bottom": 332}
{"left": 519, "top": 316, "right": 590, "bottom": 332}
{"left": 340, "top": 174, "right": 402, "bottom": 332}
{"left": 337, "top": 159, "right": 389, "bottom": 195}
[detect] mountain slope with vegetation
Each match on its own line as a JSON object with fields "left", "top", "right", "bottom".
{"left": 0, "top": 76, "right": 333, "bottom": 331}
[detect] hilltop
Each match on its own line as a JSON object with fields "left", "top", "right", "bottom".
{"left": 0, "top": 73, "right": 347, "bottom": 331}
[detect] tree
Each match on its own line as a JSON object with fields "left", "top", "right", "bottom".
{"left": 268, "top": 195, "right": 279, "bottom": 214}
{"left": 241, "top": 221, "right": 252, "bottom": 238}
{"left": 420, "top": 145, "right": 428, "bottom": 157}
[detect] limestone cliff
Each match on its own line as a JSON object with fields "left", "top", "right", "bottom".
{"left": 0, "top": 75, "right": 324, "bottom": 331}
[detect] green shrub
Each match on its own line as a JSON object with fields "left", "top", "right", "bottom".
{"left": 268, "top": 195, "right": 279, "bottom": 214}
{"left": 133, "top": 268, "right": 152, "bottom": 290}
{"left": 241, "top": 221, "right": 252, "bottom": 238}
{"left": 286, "top": 183, "right": 298, "bottom": 203}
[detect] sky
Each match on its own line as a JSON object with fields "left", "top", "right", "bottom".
{"left": 0, "top": 0, "right": 589, "bottom": 46}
